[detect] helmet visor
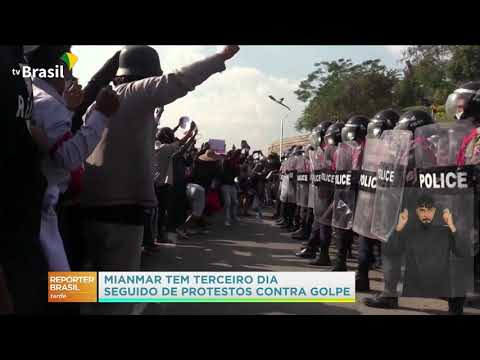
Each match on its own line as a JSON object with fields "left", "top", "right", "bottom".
{"left": 341, "top": 126, "right": 356, "bottom": 142}
{"left": 446, "top": 91, "right": 474, "bottom": 120}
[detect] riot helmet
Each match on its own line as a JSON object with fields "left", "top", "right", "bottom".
{"left": 324, "top": 122, "right": 345, "bottom": 146}
{"left": 445, "top": 81, "right": 480, "bottom": 121}
{"left": 310, "top": 120, "right": 334, "bottom": 149}
{"left": 341, "top": 115, "right": 369, "bottom": 142}
{"left": 394, "top": 110, "right": 434, "bottom": 134}
{"left": 116, "top": 45, "right": 163, "bottom": 79}
{"left": 367, "top": 109, "right": 400, "bottom": 138}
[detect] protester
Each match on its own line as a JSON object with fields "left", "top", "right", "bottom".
{"left": 265, "top": 153, "right": 281, "bottom": 210}
{"left": 193, "top": 149, "right": 223, "bottom": 215}
{"left": 28, "top": 45, "right": 120, "bottom": 272}
{"left": 250, "top": 151, "right": 268, "bottom": 219}
{"left": 220, "top": 149, "right": 241, "bottom": 226}
{"left": 57, "top": 51, "right": 122, "bottom": 270}
{"left": 78, "top": 45, "right": 239, "bottom": 315}
{"left": 153, "top": 124, "right": 196, "bottom": 245}
{"left": 169, "top": 122, "right": 199, "bottom": 238}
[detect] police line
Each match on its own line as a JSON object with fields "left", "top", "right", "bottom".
{"left": 312, "top": 166, "right": 475, "bottom": 191}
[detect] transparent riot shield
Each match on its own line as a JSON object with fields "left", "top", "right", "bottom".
{"left": 317, "top": 145, "right": 337, "bottom": 226}
{"left": 296, "top": 154, "right": 310, "bottom": 208}
{"left": 279, "top": 160, "right": 289, "bottom": 203}
{"left": 352, "top": 137, "right": 383, "bottom": 239}
{"left": 287, "top": 155, "right": 298, "bottom": 204}
{"left": 382, "top": 122, "right": 476, "bottom": 298}
{"left": 307, "top": 150, "right": 316, "bottom": 209}
{"left": 331, "top": 141, "right": 363, "bottom": 229}
{"left": 371, "top": 130, "right": 412, "bottom": 241}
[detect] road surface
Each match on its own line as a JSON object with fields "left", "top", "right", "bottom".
{"left": 140, "top": 208, "right": 480, "bottom": 315}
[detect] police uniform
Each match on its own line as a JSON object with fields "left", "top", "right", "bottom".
{"left": 0, "top": 46, "right": 48, "bottom": 313}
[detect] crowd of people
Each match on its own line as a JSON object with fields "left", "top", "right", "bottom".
{"left": 0, "top": 44, "right": 241, "bottom": 314}
{"left": 1, "top": 44, "right": 480, "bottom": 316}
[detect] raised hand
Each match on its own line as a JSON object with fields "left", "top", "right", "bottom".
{"left": 218, "top": 45, "right": 240, "bottom": 61}
{"left": 443, "top": 208, "right": 456, "bottom": 233}
{"left": 396, "top": 208, "right": 409, "bottom": 232}
{"left": 65, "top": 80, "right": 84, "bottom": 111}
{"left": 95, "top": 85, "right": 120, "bottom": 117}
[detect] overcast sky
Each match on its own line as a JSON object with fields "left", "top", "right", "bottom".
{"left": 71, "top": 45, "right": 407, "bottom": 153}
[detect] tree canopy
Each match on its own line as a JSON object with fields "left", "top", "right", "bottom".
{"left": 295, "top": 46, "right": 480, "bottom": 131}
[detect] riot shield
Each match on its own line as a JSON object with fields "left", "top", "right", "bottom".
{"left": 287, "top": 155, "right": 298, "bottom": 204}
{"left": 384, "top": 122, "right": 476, "bottom": 298}
{"left": 307, "top": 150, "right": 316, "bottom": 209}
{"left": 352, "top": 137, "right": 383, "bottom": 239}
{"left": 279, "top": 160, "right": 289, "bottom": 203}
{"left": 331, "top": 141, "right": 363, "bottom": 229}
{"left": 315, "top": 145, "right": 337, "bottom": 226}
{"left": 296, "top": 153, "right": 310, "bottom": 208}
{"left": 371, "top": 130, "right": 412, "bottom": 241}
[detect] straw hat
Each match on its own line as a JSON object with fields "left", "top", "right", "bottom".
{"left": 199, "top": 149, "right": 221, "bottom": 162}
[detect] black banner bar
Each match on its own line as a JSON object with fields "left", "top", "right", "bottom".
{"left": 314, "top": 169, "right": 335, "bottom": 188}
{"left": 415, "top": 165, "right": 476, "bottom": 193}
{"left": 358, "top": 170, "right": 378, "bottom": 194}
{"left": 297, "top": 172, "right": 309, "bottom": 183}
{"left": 376, "top": 163, "right": 406, "bottom": 188}
{"left": 334, "top": 170, "right": 360, "bottom": 190}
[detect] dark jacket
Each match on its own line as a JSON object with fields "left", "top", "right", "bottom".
{"left": 192, "top": 159, "right": 221, "bottom": 190}
{"left": 220, "top": 158, "right": 239, "bottom": 186}
{"left": 384, "top": 219, "right": 471, "bottom": 297}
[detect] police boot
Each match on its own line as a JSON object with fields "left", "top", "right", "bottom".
{"left": 355, "top": 273, "right": 370, "bottom": 292}
{"left": 363, "top": 295, "right": 398, "bottom": 309}
{"left": 291, "top": 226, "right": 306, "bottom": 240}
{"left": 295, "top": 247, "right": 317, "bottom": 259}
{"left": 448, "top": 297, "right": 465, "bottom": 315}
{"left": 309, "top": 247, "right": 331, "bottom": 266}
{"left": 330, "top": 261, "right": 347, "bottom": 272}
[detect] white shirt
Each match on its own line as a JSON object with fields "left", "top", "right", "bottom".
{"left": 32, "top": 77, "right": 107, "bottom": 194}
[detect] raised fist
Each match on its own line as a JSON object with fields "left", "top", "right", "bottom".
{"left": 219, "top": 45, "right": 240, "bottom": 61}
{"left": 95, "top": 85, "right": 120, "bottom": 117}
{"left": 65, "top": 80, "right": 84, "bottom": 111}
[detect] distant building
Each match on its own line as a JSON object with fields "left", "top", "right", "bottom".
{"left": 267, "top": 134, "right": 311, "bottom": 154}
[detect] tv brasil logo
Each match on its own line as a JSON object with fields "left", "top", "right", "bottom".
{"left": 13, "top": 52, "right": 78, "bottom": 78}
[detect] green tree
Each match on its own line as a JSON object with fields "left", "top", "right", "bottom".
{"left": 397, "top": 45, "right": 453, "bottom": 107}
{"left": 446, "top": 46, "right": 480, "bottom": 85}
{"left": 295, "top": 59, "right": 399, "bottom": 131}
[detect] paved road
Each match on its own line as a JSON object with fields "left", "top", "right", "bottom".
{"left": 141, "top": 208, "right": 480, "bottom": 315}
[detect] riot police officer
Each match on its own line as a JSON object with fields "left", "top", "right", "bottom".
{"left": 446, "top": 81, "right": 480, "bottom": 301}
{"left": 353, "top": 109, "right": 400, "bottom": 290}
{"left": 365, "top": 110, "right": 435, "bottom": 309}
{"left": 297, "top": 122, "right": 342, "bottom": 265}
{"left": 295, "top": 121, "right": 334, "bottom": 258}
{"left": 329, "top": 115, "right": 369, "bottom": 271}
